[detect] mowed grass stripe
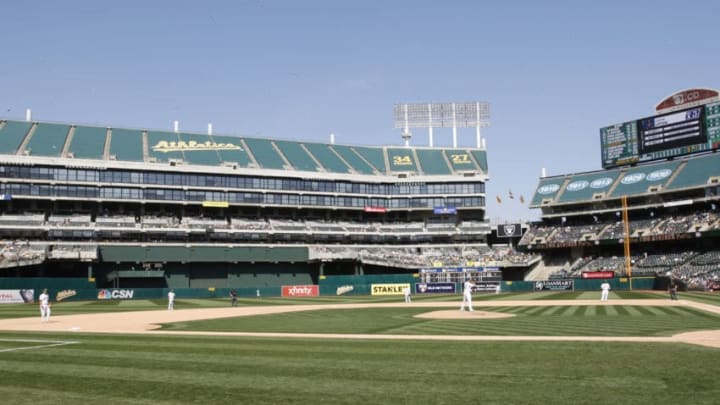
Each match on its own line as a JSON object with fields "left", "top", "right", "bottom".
{"left": 3, "top": 335, "right": 720, "bottom": 404}
{"left": 165, "top": 305, "right": 720, "bottom": 337}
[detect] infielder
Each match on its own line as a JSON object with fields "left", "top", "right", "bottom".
{"left": 39, "top": 288, "right": 51, "bottom": 322}
{"left": 600, "top": 281, "right": 610, "bottom": 301}
{"left": 168, "top": 289, "right": 176, "bottom": 311}
{"left": 460, "top": 279, "right": 475, "bottom": 311}
{"left": 403, "top": 286, "right": 411, "bottom": 303}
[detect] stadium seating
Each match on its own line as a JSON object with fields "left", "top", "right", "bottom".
{"left": 415, "top": 149, "right": 452, "bottom": 175}
{"left": 303, "top": 143, "right": 351, "bottom": 173}
{"left": 243, "top": 138, "right": 286, "bottom": 170}
{"left": 109, "top": 128, "right": 144, "bottom": 161}
{"left": 0, "top": 121, "right": 32, "bottom": 154}
{"left": 24, "top": 123, "right": 70, "bottom": 157}
{"left": 274, "top": 140, "right": 319, "bottom": 172}
{"left": 331, "top": 145, "right": 376, "bottom": 174}
{"left": 68, "top": 126, "right": 107, "bottom": 159}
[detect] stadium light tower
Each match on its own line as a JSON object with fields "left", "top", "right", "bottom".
{"left": 393, "top": 102, "right": 490, "bottom": 148}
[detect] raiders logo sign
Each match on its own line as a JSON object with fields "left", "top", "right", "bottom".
{"left": 497, "top": 223, "right": 521, "bottom": 238}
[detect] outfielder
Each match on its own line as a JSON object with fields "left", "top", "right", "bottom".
{"left": 168, "top": 289, "right": 176, "bottom": 311}
{"left": 39, "top": 288, "right": 51, "bottom": 322}
{"left": 460, "top": 279, "right": 475, "bottom": 311}
{"left": 600, "top": 281, "right": 610, "bottom": 301}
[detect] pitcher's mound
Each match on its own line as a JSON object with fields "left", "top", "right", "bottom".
{"left": 415, "top": 310, "right": 515, "bottom": 320}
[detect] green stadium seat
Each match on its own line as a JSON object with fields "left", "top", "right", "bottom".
{"left": 176, "top": 133, "right": 222, "bottom": 167}
{"left": 557, "top": 170, "right": 621, "bottom": 203}
{"left": 109, "top": 128, "right": 144, "bottom": 162}
{"left": 243, "top": 138, "right": 285, "bottom": 170}
{"left": 416, "top": 149, "right": 452, "bottom": 175}
{"left": 387, "top": 147, "right": 418, "bottom": 173}
{"left": 275, "top": 140, "right": 318, "bottom": 172}
{"left": 353, "top": 146, "right": 386, "bottom": 174}
{"left": 213, "top": 135, "right": 252, "bottom": 167}
{"left": 609, "top": 161, "right": 680, "bottom": 197}
{"left": 444, "top": 149, "right": 481, "bottom": 173}
{"left": 147, "top": 131, "right": 184, "bottom": 163}
{"left": 303, "top": 143, "right": 351, "bottom": 173}
{"left": 470, "top": 150, "right": 488, "bottom": 173}
{"left": 0, "top": 121, "right": 32, "bottom": 154}
{"left": 331, "top": 145, "right": 376, "bottom": 174}
{"left": 666, "top": 154, "right": 720, "bottom": 191}
{"left": 23, "top": 123, "right": 69, "bottom": 157}
{"left": 68, "top": 126, "right": 107, "bottom": 159}
{"left": 530, "top": 177, "right": 564, "bottom": 207}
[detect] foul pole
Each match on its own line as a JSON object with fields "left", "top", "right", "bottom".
{"left": 622, "top": 196, "right": 632, "bottom": 290}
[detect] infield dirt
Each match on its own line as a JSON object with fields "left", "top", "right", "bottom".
{"left": 2, "top": 299, "right": 720, "bottom": 348}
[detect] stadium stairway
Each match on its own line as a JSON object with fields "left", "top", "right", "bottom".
{"left": 524, "top": 257, "right": 573, "bottom": 281}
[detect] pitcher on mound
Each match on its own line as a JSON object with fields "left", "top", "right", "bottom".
{"left": 460, "top": 279, "right": 475, "bottom": 312}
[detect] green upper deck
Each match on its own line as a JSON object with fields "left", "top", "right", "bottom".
{"left": 530, "top": 152, "right": 720, "bottom": 208}
{"left": 0, "top": 119, "right": 488, "bottom": 178}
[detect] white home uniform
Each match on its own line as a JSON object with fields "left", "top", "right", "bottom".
{"left": 168, "top": 290, "right": 176, "bottom": 311}
{"left": 39, "top": 289, "right": 50, "bottom": 322}
{"left": 403, "top": 287, "right": 411, "bottom": 303}
{"left": 460, "top": 281, "right": 475, "bottom": 311}
{"left": 600, "top": 282, "right": 610, "bottom": 301}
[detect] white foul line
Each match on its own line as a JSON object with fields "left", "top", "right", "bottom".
{"left": 0, "top": 338, "right": 79, "bottom": 353}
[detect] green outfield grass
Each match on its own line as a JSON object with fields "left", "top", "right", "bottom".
{"left": 163, "top": 305, "right": 720, "bottom": 337}
{"left": 2, "top": 292, "right": 720, "bottom": 404}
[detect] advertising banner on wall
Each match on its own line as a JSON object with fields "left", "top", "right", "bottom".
{"left": 0, "top": 289, "right": 34, "bottom": 304}
{"left": 97, "top": 289, "right": 135, "bottom": 300}
{"left": 371, "top": 283, "right": 410, "bottom": 296}
{"left": 472, "top": 282, "right": 501, "bottom": 292}
{"left": 581, "top": 271, "right": 615, "bottom": 279}
{"left": 281, "top": 285, "right": 319, "bottom": 297}
{"left": 534, "top": 280, "right": 574, "bottom": 291}
{"left": 415, "top": 282, "right": 455, "bottom": 294}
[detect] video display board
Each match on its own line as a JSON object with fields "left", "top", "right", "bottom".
{"left": 600, "top": 102, "right": 720, "bottom": 169}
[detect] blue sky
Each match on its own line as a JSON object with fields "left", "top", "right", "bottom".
{"left": 2, "top": 0, "right": 719, "bottom": 222}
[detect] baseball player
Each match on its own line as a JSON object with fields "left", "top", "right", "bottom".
{"left": 167, "top": 289, "right": 176, "bottom": 311}
{"left": 600, "top": 281, "right": 610, "bottom": 301}
{"left": 460, "top": 279, "right": 475, "bottom": 311}
{"left": 39, "top": 288, "right": 51, "bottom": 322}
{"left": 403, "top": 286, "right": 411, "bottom": 303}
{"left": 230, "top": 288, "right": 238, "bottom": 307}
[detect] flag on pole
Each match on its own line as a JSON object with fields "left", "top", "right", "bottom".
{"left": 496, "top": 195, "right": 502, "bottom": 204}
{"left": 519, "top": 195, "right": 525, "bottom": 204}
{"left": 508, "top": 189, "right": 514, "bottom": 199}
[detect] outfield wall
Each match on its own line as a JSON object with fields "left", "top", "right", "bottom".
{"left": 0, "top": 275, "right": 661, "bottom": 303}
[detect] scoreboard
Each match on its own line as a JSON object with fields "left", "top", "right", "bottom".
{"left": 600, "top": 101, "right": 720, "bottom": 168}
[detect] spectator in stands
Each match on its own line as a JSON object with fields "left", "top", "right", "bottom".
{"left": 600, "top": 281, "right": 610, "bottom": 302}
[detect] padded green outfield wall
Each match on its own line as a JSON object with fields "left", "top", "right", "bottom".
{"left": 0, "top": 277, "right": 95, "bottom": 290}
{"left": 500, "top": 277, "right": 657, "bottom": 292}
{"left": 319, "top": 274, "right": 418, "bottom": 296}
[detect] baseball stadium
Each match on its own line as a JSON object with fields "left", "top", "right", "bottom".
{"left": 2, "top": 90, "right": 720, "bottom": 404}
